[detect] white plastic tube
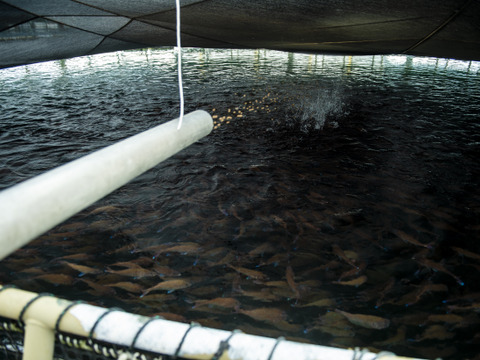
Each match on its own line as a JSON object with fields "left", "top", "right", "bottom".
{"left": 0, "top": 110, "right": 213, "bottom": 260}
{"left": 0, "top": 286, "right": 424, "bottom": 360}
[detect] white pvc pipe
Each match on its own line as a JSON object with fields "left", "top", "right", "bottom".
{"left": 0, "top": 110, "right": 213, "bottom": 260}
{"left": 0, "top": 286, "right": 422, "bottom": 360}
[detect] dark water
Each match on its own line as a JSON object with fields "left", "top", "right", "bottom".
{"left": 1, "top": 49, "right": 480, "bottom": 359}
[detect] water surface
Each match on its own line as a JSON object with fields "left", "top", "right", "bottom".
{"left": 1, "top": 49, "right": 480, "bottom": 359}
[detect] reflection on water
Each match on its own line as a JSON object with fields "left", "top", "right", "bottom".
{"left": 1, "top": 49, "right": 480, "bottom": 359}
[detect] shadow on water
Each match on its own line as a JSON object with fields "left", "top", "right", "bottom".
{"left": 1, "top": 49, "right": 480, "bottom": 359}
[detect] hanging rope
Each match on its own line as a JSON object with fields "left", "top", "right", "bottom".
{"left": 176, "top": 0, "right": 185, "bottom": 130}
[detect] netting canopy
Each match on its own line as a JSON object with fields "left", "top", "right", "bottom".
{"left": 1, "top": 0, "right": 480, "bottom": 68}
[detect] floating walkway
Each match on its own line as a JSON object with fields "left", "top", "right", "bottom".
{"left": 0, "top": 285, "right": 423, "bottom": 360}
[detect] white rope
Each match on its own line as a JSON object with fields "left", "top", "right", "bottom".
{"left": 176, "top": 0, "right": 184, "bottom": 130}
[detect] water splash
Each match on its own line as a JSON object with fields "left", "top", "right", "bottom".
{"left": 292, "top": 84, "right": 347, "bottom": 132}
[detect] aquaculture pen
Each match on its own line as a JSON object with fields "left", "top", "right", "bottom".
{"left": 0, "top": 111, "right": 423, "bottom": 359}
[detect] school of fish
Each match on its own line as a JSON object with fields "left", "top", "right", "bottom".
{"left": 0, "top": 87, "right": 479, "bottom": 360}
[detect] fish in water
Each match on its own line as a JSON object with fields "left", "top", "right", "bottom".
{"left": 78, "top": 278, "right": 116, "bottom": 296}
{"left": 193, "top": 297, "right": 240, "bottom": 310}
{"left": 335, "top": 309, "right": 390, "bottom": 329}
{"left": 286, "top": 265, "right": 301, "bottom": 299}
{"left": 375, "top": 278, "right": 395, "bottom": 308}
{"left": 35, "top": 274, "right": 74, "bottom": 286}
{"left": 415, "top": 324, "right": 455, "bottom": 341}
{"left": 415, "top": 257, "right": 464, "bottom": 286}
{"left": 237, "top": 307, "right": 287, "bottom": 325}
{"left": 106, "top": 266, "right": 158, "bottom": 279}
{"left": 107, "top": 281, "right": 144, "bottom": 294}
{"left": 332, "top": 275, "right": 367, "bottom": 287}
{"left": 61, "top": 261, "right": 102, "bottom": 276}
{"left": 451, "top": 246, "right": 480, "bottom": 261}
{"left": 392, "top": 229, "right": 432, "bottom": 249}
{"left": 156, "top": 242, "right": 202, "bottom": 256}
{"left": 331, "top": 244, "right": 358, "bottom": 269}
{"left": 228, "top": 265, "right": 269, "bottom": 281}
{"left": 141, "top": 279, "right": 191, "bottom": 296}
{"left": 298, "top": 298, "right": 336, "bottom": 308}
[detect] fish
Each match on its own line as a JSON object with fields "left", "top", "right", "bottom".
{"left": 415, "top": 282, "right": 448, "bottom": 299}
{"left": 427, "top": 314, "right": 463, "bottom": 324}
{"left": 218, "top": 202, "right": 229, "bottom": 216}
{"left": 416, "top": 324, "right": 455, "bottom": 341}
{"left": 375, "top": 278, "right": 395, "bottom": 308}
{"left": 310, "top": 325, "right": 355, "bottom": 338}
{"left": 332, "top": 275, "right": 367, "bottom": 287}
{"left": 107, "top": 282, "right": 144, "bottom": 294}
{"left": 56, "top": 253, "right": 92, "bottom": 261}
{"left": 270, "top": 287, "right": 299, "bottom": 299}
{"left": 234, "top": 286, "right": 280, "bottom": 302}
{"left": 55, "top": 221, "right": 85, "bottom": 231}
{"left": 451, "top": 246, "right": 480, "bottom": 261}
{"left": 228, "top": 265, "right": 268, "bottom": 281}
{"left": 237, "top": 307, "right": 287, "bottom": 324}
{"left": 298, "top": 298, "right": 336, "bottom": 308}
{"left": 392, "top": 229, "right": 432, "bottom": 249}
{"left": 89, "top": 219, "right": 118, "bottom": 230}
{"left": 248, "top": 242, "right": 276, "bottom": 257}
{"left": 296, "top": 214, "right": 318, "bottom": 231}
{"left": 61, "top": 262, "right": 102, "bottom": 275}
{"left": 185, "top": 285, "right": 219, "bottom": 297}
{"left": 111, "top": 257, "right": 154, "bottom": 268}
{"left": 264, "top": 281, "right": 289, "bottom": 288}
{"left": 332, "top": 244, "right": 358, "bottom": 269}
{"left": 138, "top": 293, "right": 176, "bottom": 303}
{"left": 78, "top": 279, "right": 116, "bottom": 296}
{"left": 446, "top": 302, "right": 480, "bottom": 312}
{"left": 193, "top": 297, "right": 239, "bottom": 310}
{"left": 35, "top": 274, "right": 74, "bottom": 286}
{"left": 207, "top": 251, "right": 236, "bottom": 267}
{"left": 152, "top": 265, "right": 181, "bottom": 277}
{"left": 230, "top": 205, "right": 243, "bottom": 221}
{"left": 374, "top": 326, "right": 407, "bottom": 346}
{"left": 141, "top": 279, "right": 191, "bottom": 296}
{"left": 202, "top": 247, "right": 228, "bottom": 259}
{"left": 19, "top": 267, "right": 45, "bottom": 275}
{"left": 233, "top": 222, "right": 246, "bottom": 239}
{"left": 337, "top": 262, "right": 366, "bottom": 280}
{"left": 415, "top": 257, "right": 464, "bottom": 286}
{"left": 271, "top": 215, "right": 288, "bottom": 229}
{"left": 106, "top": 266, "right": 158, "bottom": 278}
{"left": 335, "top": 309, "right": 390, "bottom": 329}
{"left": 272, "top": 320, "right": 303, "bottom": 333}
{"left": 156, "top": 243, "right": 201, "bottom": 255}
{"left": 87, "top": 205, "right": 122, "bottom": 215}
{"left": 286, "top": 265, "right": 301, "bottom": 298}
{"left": 393, "top": 289, "right": 422, "bottom": 307}
{"left": 153, "top": 312, "right": 187, "bottom": 323}
{"left": 47, "top": 231, "right": 78, "bottom": 239}
{"left": 259, "top": 253, "right": 287, "bottom": 267}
